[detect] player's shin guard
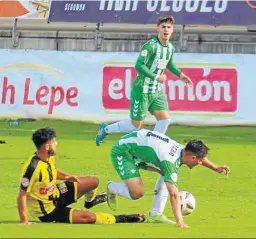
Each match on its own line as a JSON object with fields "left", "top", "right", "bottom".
{"left": 154, "top": 119, "right": 171, "bottom": 134}
{"left": 95, "top": 212, "right": 116, "bottom": 225}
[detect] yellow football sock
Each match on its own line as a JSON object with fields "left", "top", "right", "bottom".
{"left": 95, "top": 212, "right": 116, "bottom": 225}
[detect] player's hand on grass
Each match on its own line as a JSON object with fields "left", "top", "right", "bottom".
{"left": 156, "top": 74, "right": 167, "bottom": 83}
{"left": 177, "top": 221, "right": 190, "bottom": 229}
{"left": 216, "top": 165, "right": 230, "bottom": 176}
{"left": 20, "top": 221, "right": 35, "bottom": 225}
{"left": 180, "top": 74, "right": 193, "bottom": 87}
{"left": 66, "top": 175, "right": 81, "bottom": 183}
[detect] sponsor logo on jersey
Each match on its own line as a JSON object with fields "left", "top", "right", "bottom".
{"left": 40, "top": 184, "right": 56, "bottom": 194}
{"left": 146, "top": 131, "right": 169, "bottom": 143}
{"left": 157, "top": 59, "right": 169, "bottom": 70}
{"left": 130, "top": 169, "right": 136, "bottom": 174}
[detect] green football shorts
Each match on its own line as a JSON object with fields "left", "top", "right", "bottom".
{"left": 110, "top": 151, "right": 140, "bottom": 181}
{"left": 130, "top": 90, "right": 168, "bottom": 121}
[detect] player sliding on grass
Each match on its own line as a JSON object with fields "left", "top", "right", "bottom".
{"left": 104, "top": 129, "right": 230, "bottom": 228}
{"left": 95, "top": 16, "right": 193, "bottom": 223}
{"left": 17, "top": 127, "right": 145, "bottom": 225}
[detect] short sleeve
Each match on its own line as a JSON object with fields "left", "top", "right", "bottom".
{"left": 20, "top": 157, "right": 39, "bottom": 192}
{"left": 160, "top": 160, "right": 179, "bottom": 187}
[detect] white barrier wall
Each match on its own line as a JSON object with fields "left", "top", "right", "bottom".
{"left": 0, "top": 49, "right": 255, "bottom": 125}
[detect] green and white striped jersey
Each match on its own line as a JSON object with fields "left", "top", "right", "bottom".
{"left": 112, "top": 129, "right": 184, "bottom": 186}
{"left": 134, "top": 36, "right": 181, "bottom": 94}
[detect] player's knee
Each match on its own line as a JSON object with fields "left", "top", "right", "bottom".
{"left": 81, "top": 212, "right": 96, "bottom": 224}
{"left": 91, "top": 176, "right": 99, "bottom": 189}
{"left": 129, "top": 189, "right": 144, "bottom": 200}
{"left": 80, "top": 176, "right": 99, "bottom": 190}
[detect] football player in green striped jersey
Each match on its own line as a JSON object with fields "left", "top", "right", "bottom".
{"left": 96, "top": 16, "right": 193, "bottom": 223}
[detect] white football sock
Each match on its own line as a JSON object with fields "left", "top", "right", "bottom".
{"left": 108, "top": 182, "right": 132, "bottom": 199}
{"left": 150, "top": 176, "right": 169, "bottom": 216}
{"left": 105, "top": 119, "right": 137, "bottom": 134}
{"left": 153, "top": 119, "right": 171, "bottom": 134}
{"left": 150, "top": 119, "right": 171, "bottom": 215}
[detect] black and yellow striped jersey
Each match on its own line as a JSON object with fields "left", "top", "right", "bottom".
{"left": 19, "top": 153, "right": 60, "bottom": 217}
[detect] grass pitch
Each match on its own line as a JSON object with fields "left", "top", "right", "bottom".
{"left": 0, "top": 120, "right": 255, "bottom": 238}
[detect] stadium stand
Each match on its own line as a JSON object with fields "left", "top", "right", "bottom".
{"left": 0, "top": 0, "right": 256, "bottom": 53}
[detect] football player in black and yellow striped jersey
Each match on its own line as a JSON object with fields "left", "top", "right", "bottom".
{"left": 17, "top": 127, "right": 145, "bottom": 224}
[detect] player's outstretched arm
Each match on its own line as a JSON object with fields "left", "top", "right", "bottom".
{"left": 202, "top": 158, "right": 230, "bottom": 176}
{"left": 167, "top": 59, "right": 182, "bottom": 78}
{"left": 167, "top": 59, "right": 193, "bottom": 86}
{"left": 17, "top": 189, "right": 30, "bottom": 224}
{"left": 165, "top": 182, "right": 190, "bottom": 229}
{"left": 180, "top": 73, "right": 193, "bottom": 86}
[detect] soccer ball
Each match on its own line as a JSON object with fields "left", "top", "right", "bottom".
{"left": 180, "top": 191, "right": 196, "bottom": 216}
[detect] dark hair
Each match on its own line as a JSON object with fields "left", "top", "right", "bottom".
{"left": 184, "top": 139, "right": 209, "bottom": 158}
{"left": 32, "top": 127, "right": 56, "bottom": 149}
{"left": 157, "top": 16, "right": 174, "bottom": 26}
